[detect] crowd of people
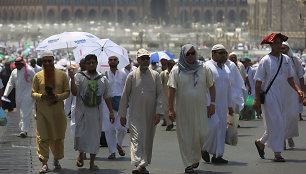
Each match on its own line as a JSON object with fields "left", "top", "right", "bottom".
{"left": 0, "top": 32, "right": 305, "bottom": 174}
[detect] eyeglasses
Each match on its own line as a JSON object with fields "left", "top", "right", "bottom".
{"left": 43, "top": 59, "right": 53, "bottom": 63}
{"left": 215, "top": 51, "right": 228, "bottom": 55}
{"left": 86, "top": 61, "right": 97, "bottom": 65}
{"left": 109, "top": 59, "right": 118, "bottom": 62}
{"left": 140, "top": 57, "right": 150, "bottom": 61}
{"left": 186, "top": 51, "right": 196, "bottom": 56}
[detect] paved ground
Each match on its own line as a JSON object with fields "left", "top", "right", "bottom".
{"left": 1, "top": 110, "right": 306, "bottom": 174}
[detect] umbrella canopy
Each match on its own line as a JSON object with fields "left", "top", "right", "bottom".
{"left": 73, "top": 39, "right": 130, "bottom": 72}
{"left": 150, "top": 51, "right": 174, "bottom": 63}
{"left": 36, "top": 32, "right": 100, "bottom": 51}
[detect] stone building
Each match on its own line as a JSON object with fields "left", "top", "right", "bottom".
{"left": 0, "top": 0, "right": 248, "bottom": 26}
{"left": 248, "top": 0, "right": 306, "bottom": 49}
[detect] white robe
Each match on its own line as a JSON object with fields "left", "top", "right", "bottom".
{"left": 285, "top": 56, "right": 303, "bottom": 138}
{"left": 64, "top": 79, "right": 76, "bottom": 136}
{"left": 4, "top": 67, "right": 35, "bottom": 133}
{"left": 102, "top": 69, "right": 128, "bottom": 154}
{"left": 225, "top": 60, "right": 246, "bottom": 112}
{"left": 203, "top": 60, "right": 232, "bottom": 157}
{"left": 246, "top": 66, "right": 256, "bottom": 99}
{"left": 254, "top": 54, "right": 294, "bottom": 152}
{"left": 74, "top": 73, "right": 112, "bottom": 154}
{"left": 167, "top": 65, "right": 214, "bottom": 167}
{"left": 118, "top": 68, "right": 164, "bottom": 168}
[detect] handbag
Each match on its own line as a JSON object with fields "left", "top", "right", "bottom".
{"left": 260, "top": 55, "right": 283, "bottom": 104}
{"left": 0, "top": 107, "right": 7, "bottom": 126}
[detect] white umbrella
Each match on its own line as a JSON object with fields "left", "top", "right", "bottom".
{"left": 36, "top": 32, "right": 100, "bottom": 51}
{"left": 73, "top": 39, "right": 129, "bottom": 72}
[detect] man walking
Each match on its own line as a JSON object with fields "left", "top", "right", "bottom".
{"left": 253, "top": 33, "right": 303, "bottom": 162}
{"left": 118, "top": 48, "right": 164, "bottom": 174}
{"left": 202, "top": 44, "right": 233, "bottom": 164}
{"left": 168, "top": 44, "right": 216, "bottom": 173}
{"left": 103, "top": 56, "right": 128, "bottom": 159}
{"left": 70, "top": 54, "right": 114, "bottom": 171}
{"left": 4, "top": 57, "right": 35, "bottom": 137}
{"left": 31, "top": 50, "right": 70, "bottom": 173}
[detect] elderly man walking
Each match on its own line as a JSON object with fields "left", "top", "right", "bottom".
{"left": 202, "top": 44, "right": 233, "bottom": 164}
{"left": 118, "top": 48, "right": 164, "bottom": 174}
{"left": 4, "top": 57, "right": 35, "bottom": 137}
{"left": 168, "top": 44, "right": 216, "bottom": 173}
{"left": 253, "top": 33, "right": 303, "bottom": 162}
{"left": 31, "top": 50, "right": 70, "bottom": 173}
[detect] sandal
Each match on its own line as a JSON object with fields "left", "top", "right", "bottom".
{"left": 273, "top": 156, "right": 286, "bottom": 162}
{"left": 185, "top": 166, "right": 194, "bottom": 173}
{"left": 288, "top": 139, "right": 295, "bottom": 150}
{"left": 39, "top": 164, "right": 48, "bottom": 173}
{"left": 192, "top": 162, "right": 199, "bottom": 169}
{"left": 89, "top": 164, "right": 99, "bottom": 171}
{"left": 117, "top": 144, "right": 126, "bottom": 156}
{"left": 76, "top": 154, "right": 84, "bottom": 167}
{"left": 255, "top": 140, "right": 265, "bottom": 159}
{"left": 132, "top": 167, "right": 142, "bottom": 174}
{"left": 108, "top": 153, "right": 116, "bottom": 159}
{"left": 53, "top": 160, "right": 61, "bottom": 169}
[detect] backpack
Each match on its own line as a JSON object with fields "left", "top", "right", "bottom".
{"left": 79, "top": 72, "right": 103, "bottom": 107}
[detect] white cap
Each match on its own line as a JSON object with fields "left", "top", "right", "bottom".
{"left": 229, "top": 52, "right": 237, "bottom": 56}
{"left": 41, "top": 50, "right": 54, "bottom": 58}
{"left": 137, "top": 48, "right": 150, "bottom": 58}
{"left": 212, "top": 44, "right": 225, "bottom": 51}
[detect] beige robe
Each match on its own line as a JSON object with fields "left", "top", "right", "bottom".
{"left": 167, "top": 65, "right": 214, "bottom": 167}
{"left": 160, "top": 69, "right": 172, "bottom": 125}
{"left": 118, "top": 68, "right": 164, "bottom": 168}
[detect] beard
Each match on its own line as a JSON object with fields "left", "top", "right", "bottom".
{"left": 87, "top": 69, "right": 96, "bottom": 74}
{"left": 109, "top": 64, "right": 118, "bottom": 68}
{"left": 44, "top": 66, "right": 55, "bottom": 89}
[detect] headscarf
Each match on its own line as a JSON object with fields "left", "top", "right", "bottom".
{"left": 15, "top": 57, "right": 30, "bottom": 82}
{"left": 282, "top": 41, "right": 294, "bottom": 57}
{"left": 178, "top": 44, "right": 202, "bottom": 86}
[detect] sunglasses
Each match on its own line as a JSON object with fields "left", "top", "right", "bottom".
{"left": 186, "top": 51, "right": 196, "bottom": 56}
{"left": 43, "top": 59, "right": 53, "bottom": 63}
{"left": 215, "top": 51, "right": 228, "bottom": 55}
{"left": 109, "top": 59, "right": 118, "bottom": 62}
{"left": 86, "top": 61, "right": 97, "bottom": 65}
{"left": 140, "top": 57, "right": 150, "bottom": 61}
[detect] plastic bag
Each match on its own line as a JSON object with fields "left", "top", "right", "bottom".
{"left": 0, "top": 107, "right": 7, "bottom": 126}
{"left": 240, "top": 95, "right": 256, "bottom": 120}
{"left": 244, "top": 94, "right": 254, "bottom": 106}
{"left": 225, "top": 114, "right": 239, "bottom": 146}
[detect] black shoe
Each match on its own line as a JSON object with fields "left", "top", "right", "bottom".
{"left": 211, "top": 157, "right": 228, "bottom": 164}
{"left": 166, "top": 124, "right": 173, "bottom": 131}
{"left": 161, "top": 122, "right": 167, "bottom": 126}
{"left": 273, "top": 156, "right": 286, "bottom": 162}
{"left": 201, "top": 151, "right": 210, "bottom": 162}
{"left": 141, "top": 167, "right": 149, "bottom": 174}
{"left": 255, "top": 140, "right": 265, "bottom": 159}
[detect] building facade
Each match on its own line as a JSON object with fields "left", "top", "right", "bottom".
{"left": 0, "top": 0, "right": 248, "bottom": 26}
{"left": 248, "top": 0, "right": 306, "bottom": 49}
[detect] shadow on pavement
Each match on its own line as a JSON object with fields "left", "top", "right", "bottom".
{"left": 195, "top": 170, "right": 232, "bottom": 174}
{"left": 238, "top": 126, "right": 258, "bottom": 129}
{"left": 292, "top": 148, "right": 306, "bottom": 151}
{"left": 95, "top": 156, "right": 131, "bottom": 162}
{"left": 49, "top": 168, "right": 125, "bottom": 174}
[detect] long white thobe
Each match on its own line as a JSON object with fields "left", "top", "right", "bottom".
{"left": 118, "top": 68, "right": 164, "bottom": 168}
{"left": 285, "top": 56, "right": 303, "bottom": 138}
{"left": 74, "top": 73, "right": 112, "bottom": 154}
{"left": 254, "top": 54, "right": 294, "bottom": 152}
{"left": 203, "top": 60, "right": 232, "bottom": 157}
{"left": 225, "top": 60, "right": 246, "bottom": 112}
{"left": 103, "top": 69, "right": 127, "bottom": 154}
{"left": 64, "top": 78, "right": 76, "bottom": 136}
{"left": 4, "top": 67, "right": 35, "bottom": 132}
{"left": 167, "top": 65, "right": 214, "bottom": 167}
{"left": 246, "top": 66, "right": 256, "bottom": 99}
